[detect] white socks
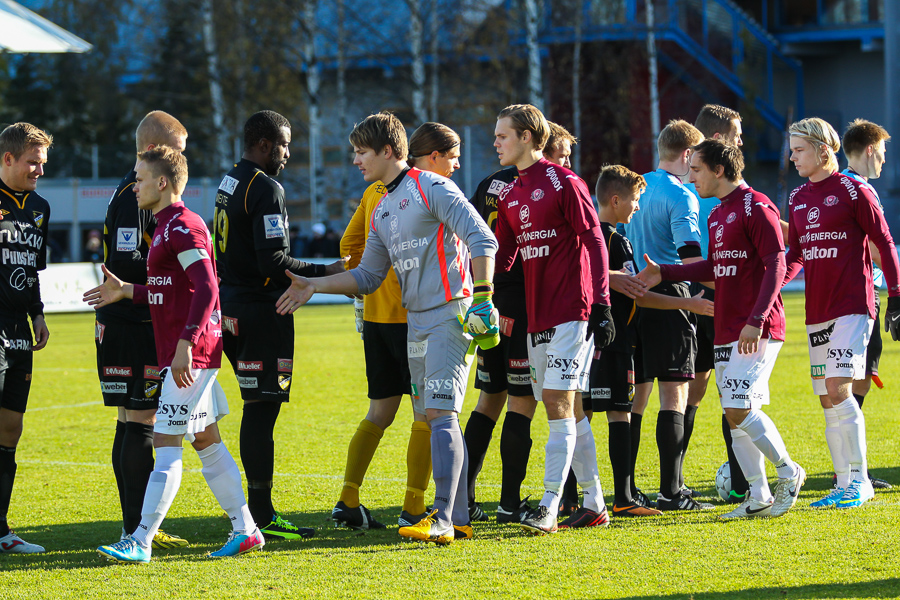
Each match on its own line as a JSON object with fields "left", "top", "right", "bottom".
{"left": 832, "top": 397, "right": 868, "bottom": 482}
{"left": 571, "top": 417, "right": 604, "bottom": 512}
{"left": 541, "top": 418, "right": 576, "bottom": 514}
{"left": 730, "top": 428, "right": 772, "bottom": 503}
{"left": 133, "top": 446, "right": 183, "bottom": 548}
{"left": 737, "top": 410, "right": 796, "bottom": 479}
{"left": 823, "top": 407, "right": 850, "bottom": 488}
{"left": 197, "top": 442, "right": 254, "bottom": 534}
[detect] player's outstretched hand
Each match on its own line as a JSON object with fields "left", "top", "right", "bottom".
{"left": 737, "top": 324, "right": 762, "bottom": 355}
{"left": 685, "top": 289, "right": 715, "bottom": 317}
{"left": 609, "top": 271, "right": 648, "bottom": 299}
{"left": 324, "top": 256, "right": 351, "bottom": 276}
{"left": 32, "top": 315, "right": 50, "bottom": 351}
{"left": 636, "top": 254, "right": 662, "bottom": 288}
{"left": 885, "top": 296, "right": 900, "bottom": 342}
{"left": 82, "top": 264, "right": 128, "bottom": 309}
{"left": 277, "top": 269, "right": 315, "bottom": 315}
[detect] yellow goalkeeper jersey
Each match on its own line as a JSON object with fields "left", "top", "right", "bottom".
{"left": 340, "top": 182, "right": 407, "bottom": 324}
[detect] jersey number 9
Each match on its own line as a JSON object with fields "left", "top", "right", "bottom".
{"left": 214, "top": 207, "right": 229, "bottom": 254}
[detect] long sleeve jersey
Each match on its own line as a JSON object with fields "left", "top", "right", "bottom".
{"left": 660, "top": 184, "right": 786, "bottom": 345}
{"left": 784, "top": 172, "right": 900, "bottom": 324}
{"left": 495, "top": 158, "right": 610, "bottom": 333}
{"left": 351, "top": 168, "right": 497, "bottom": 313}
{"left": 133, "top": 202, "right": 222, "bottom": 369}
{"left": 340, "top": 181, "right": 406, "bottom": 324}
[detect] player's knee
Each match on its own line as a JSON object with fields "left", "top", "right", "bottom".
{"left": 851, "top": 377, "right": 872, "bottom": 397}
{"left": 366, "top": 396, "right": 402, "bottom": 429}
{"left": 507, "top": 394, "right": 537, "bottom": 419}
{"left": 824, "top": 378, "right": 851, "bottom": 403}
{"left": 474, "top": 390, "right": 506, "bottom": 420}
{"left": 724, "top": 408, "right": 750, "bottom": 429}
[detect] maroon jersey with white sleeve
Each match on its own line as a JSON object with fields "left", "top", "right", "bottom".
{"left": 660, "top": 184, "right": 786, "bottom": 344}
{"left": 784, "top": 172, "right": 900, "bottom": 324}
{"left": 132, "top": 202, "right": 222, "bottom": 369}
{"left": 495, "top": 158, "right": 610, "bottom": 332}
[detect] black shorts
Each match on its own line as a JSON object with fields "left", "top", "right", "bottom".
{"left": 867, "top": 293, "right": 882, "bottom": 376}
{"left": 637, "top": 281, "right": 696, "bottom": 381}
{"left": 585, "top": 348, "right": 635, "bottom": 413}
{"left": 474, "top": 288, "right": 532, "bottom": 397}
{"left": 95, "top": 313, "right": 160, "bottom": 410}
{"left": 691, "top": 282, "right": 715, "bottom": 374}
{"left": 0, "top": 317, "right": 33, "bottom": 414}
{"left": 363, "top": 321, "right": 411, "bottom": 400}
{"left": 222, "top": 300, "right": 293, "bottom": 402}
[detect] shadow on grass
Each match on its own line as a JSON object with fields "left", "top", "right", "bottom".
{"left": 613, "top": 578, "right": 900, "bottom": 600}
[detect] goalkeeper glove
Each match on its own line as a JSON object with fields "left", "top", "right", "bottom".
{"left": 885, "top": 296, "right": 900, "bottom": 341}
{"left": 587, "top": 303, "right": 615, "bottom": 349}
{"left": 464, "top": 282, "right": 500, "bottom": 349}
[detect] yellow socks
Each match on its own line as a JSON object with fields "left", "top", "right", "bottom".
{"left": 339, "top": 419, "right": 385, "bottom": 508}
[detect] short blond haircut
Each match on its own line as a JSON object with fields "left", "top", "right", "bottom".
{"left": 545, "top": 121, "right": 577, "bottom": 155}
{"left": 136, "top": 111, "right": 187, "bottom": 153}
{"left": 0, "top": 122, "right": 53, "bottom": 159}
{"left": 658, "top": 120, "right": 704, "bottom": 162}
{"left": 497, "top": 104, "right": 550, "bottom": 150}
{"left": 595, "top": 164, "right": 646, "bottom": 206}
{"left": 789, "top": 117, "right": 841, "bottom": 173}
{"left": 138, "top": 145, "right": 188, "bottom": 194}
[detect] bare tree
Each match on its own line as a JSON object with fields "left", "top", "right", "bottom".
{"left": 336, "top": 0, "right": 352, "bottom": 221}
{"left": 429, "top": 0, "right": 439, "bottom": 121}
{"left": 524, "top": 0, "right": 544, "bottom": 109}
{"left": 407, "top": 0, "right": 428, "bottom": 124}
{"left": 572, "top": 7, "right": 582, "bottom": 174}
{"left": 301, "top": 0, "right": 324, "bottom": 222}
{"left": 201, "top": 0, "right": 230, "bottom": 173}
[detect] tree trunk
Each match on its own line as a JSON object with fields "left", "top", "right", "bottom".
{"left": 408, "top": 0, "right": 428, "bottom": 125}
{"left": 572, "top": 10, "right": 582, "bottom": 174}
{"left": 302, "top": 0, "right": 323, "bottom": 223}
{"left": 337, "top": 0, "right": 351, "bottom": 222}
{"left": 429, "top": 0, "right": 439, "bottom": 121}
{"left": 201, "top": 0, "right": 230, "bottom": 173}
{"left": 524, "top": 0, "right": 543, "bottom": 110}
{"left": 646, "top": 0, "right": 661, "bottom": 166}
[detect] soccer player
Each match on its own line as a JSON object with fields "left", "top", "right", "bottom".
{"left": 544, "top": 122, "right": 576, "bottom": 169}
{"left": 623, "top": 120, "right": 711, "bottom": 511}
{"left": 331, "top": 122, "right": 463, "bottom": 530}
{"left": 593, "top": 165, "right": 714, "bottom": 517}
{"left": 639, "top": 140, "right": 806, "bottom": 519}
{"left": 0, "top": 123, "right": 52, "bottom": 554}
{"left": 784, "top": 117, "right": 900, "bottom": 509}
{"left": 687, "top": 104, "right": 750, "bottom": 502}
{"left": 464, "top": 160, "right": 537, "bottom": 525}
{"left": 277, "top": 112, "right": 498, "bottom": 545}
{"left": 493, "top": 104, "right": 613, "bottom": 534}
{"left": 213, "top": 110, "right": 343, "bottom": 540}
{"left": 96, "top": 111, "right": 189, "bottom": 549}
{"left": 840, "top": 119, "right": 893, "bottom": 489}
{"left": 87, "top": 146, "right": 263, "bottom": 562}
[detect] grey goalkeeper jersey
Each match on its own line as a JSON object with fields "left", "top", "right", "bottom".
{"left": 351, "top": 168, "right": 497, "bottom": 313}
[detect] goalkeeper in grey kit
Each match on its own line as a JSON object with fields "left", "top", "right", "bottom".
{"left": 277, "top": 112, "right": 498, "bottom": 544}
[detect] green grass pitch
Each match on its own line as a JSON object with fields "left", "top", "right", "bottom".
{"left": 1, "top": 292, "right": 898, "bottom": 599}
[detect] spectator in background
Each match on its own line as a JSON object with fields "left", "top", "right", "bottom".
{"left": 83, "top": 229, "right": 103, "bottom": 263}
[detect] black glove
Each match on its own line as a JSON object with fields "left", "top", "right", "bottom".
{"left": 587, "top": 303, "right": 615, "bottom": 349}
{"left": 885, "top": 296, "right": 900, "bottom": 342}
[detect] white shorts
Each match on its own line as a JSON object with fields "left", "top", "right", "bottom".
{"left": 527, "top": 320, "right": 592, "bottom": 397}
{"left": 154, "top": 368, "right": 230, "bottom": 442}
{"left": 713, "top": 339, "right": 782, "bottom": 410}
{"left": 407, "top": 299, "right": 473, "bottom": 415}
{"left": 806, "top": 314, "right": 873, "bottom": 395}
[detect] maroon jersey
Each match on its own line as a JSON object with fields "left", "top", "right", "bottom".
{"left": 495, "top": 158, "right": 610, "bottom": 332}
{"left": 133, "top": 202, "right": 222, "bottom": 369}
{"left": 660, "top": 184, "right": 786, "bottom": 345}
{"left": 784, "top": 172, "right": 900, "bottom": 324}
